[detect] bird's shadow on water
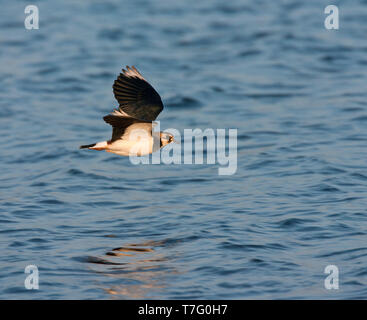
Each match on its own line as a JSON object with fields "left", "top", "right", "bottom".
{"left": 78, "top": 239, "right": 180, "bottom": 299}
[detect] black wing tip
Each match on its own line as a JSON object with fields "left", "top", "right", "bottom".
{"left": 111, "top": 65, "right": 163, "bottom": 121}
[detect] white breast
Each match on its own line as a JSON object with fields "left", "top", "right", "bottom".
{"left": 106, "top": 137, "right": 154, "bottom": 156}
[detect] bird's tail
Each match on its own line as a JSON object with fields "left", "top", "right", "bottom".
{"left": 79, "top": 141, "right": 108, "bottom": 150}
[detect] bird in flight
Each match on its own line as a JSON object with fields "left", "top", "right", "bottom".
{"left": 80, "top": 66, "right": 174, "bottom": 156}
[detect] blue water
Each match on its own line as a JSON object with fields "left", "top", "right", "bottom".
{"left": 1, "top": 0, "right": 367, "bottom": 299}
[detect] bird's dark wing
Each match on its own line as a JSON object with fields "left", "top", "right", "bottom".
{"left": 103, "top": 114, "right": 152, "bottom": 142}
{"left": 112, "top": 66, "right": 164, "bottom": 121}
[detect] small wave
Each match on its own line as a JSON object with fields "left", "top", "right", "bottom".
{"left": 166, "top": 96, "right": 203, "bottom": 109}
{"left": 76, "top": 256, "right": 125, "bottom": 265}
{"left": 277, "top": 217, "right": 314, "bottom": 228}
{"left": 98, "top": 28, "right": 124, "bottom": 41}
{"left": 67, "top": 168, "right": 112, "bottom": 181}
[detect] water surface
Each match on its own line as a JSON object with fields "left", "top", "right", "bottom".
{"left": 1, "top": 0, "right": 367, "bottom": 299}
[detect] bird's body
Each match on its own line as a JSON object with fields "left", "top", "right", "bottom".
{"left": 80, "top": 66, "right": 174, "bottom": 156}
{"left": 107, "top": 139, "right": 153, "bottom": 157}
{"left": 85, "top": 138, "right": 153, "bottom": 157}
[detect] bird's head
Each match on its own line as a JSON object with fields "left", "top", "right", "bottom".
{"left": 160, "top": 132, "right": 174, "bottom": 147}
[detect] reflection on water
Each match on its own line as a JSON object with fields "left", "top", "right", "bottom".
{"left": 85, "top": 240, "right": 179, "bottom": 299}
